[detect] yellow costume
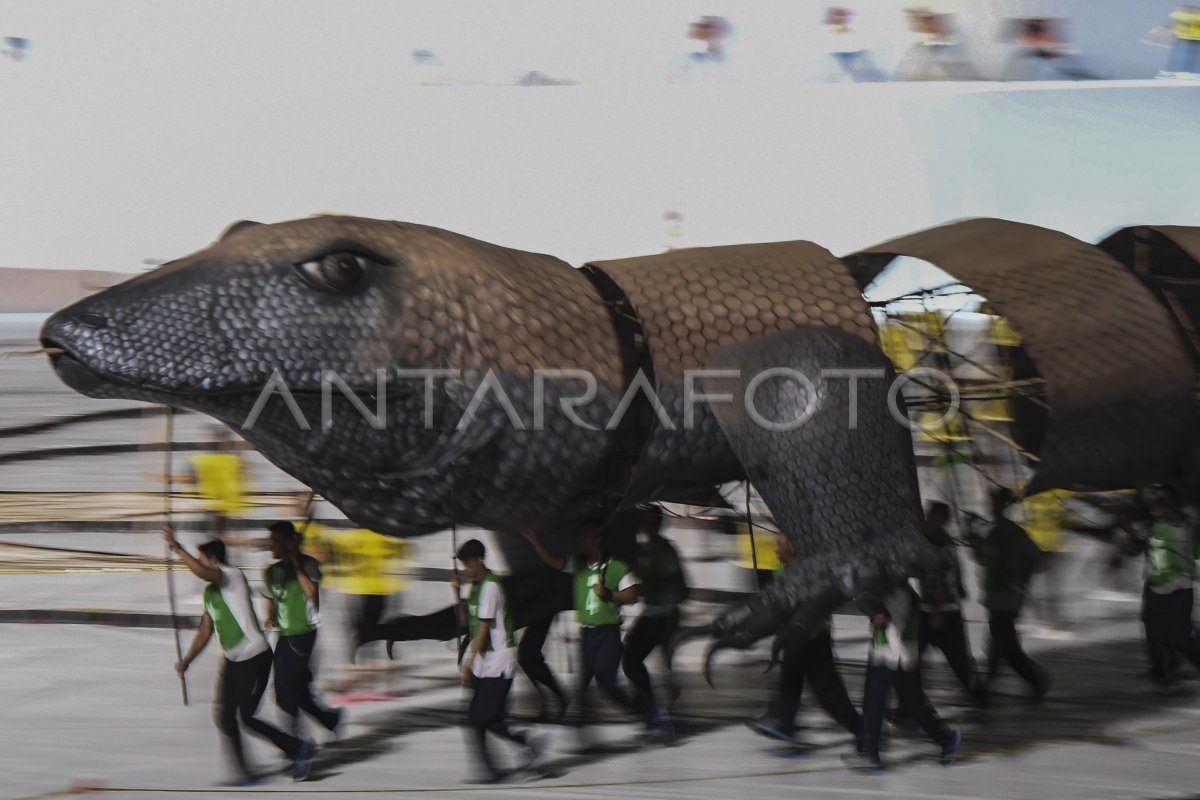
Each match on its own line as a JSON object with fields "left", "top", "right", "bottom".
{"left": 302, "top": 523, "right": 409, "bottom": 595}
{"left": 1020, "top": 489, "right": 1073, "bottom": 553}
{"left": 189, "top": 453, "right": 247, "bottom": 514}
{"left": 735, "top": 522, "right": 782, "bottom": 573}
{"left": 1172, "top": 8, "right": 1200, "bottom": 41}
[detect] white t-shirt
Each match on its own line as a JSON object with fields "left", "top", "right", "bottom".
{"left": 206, "top": 565, "right": 269, "bottom": 663}
{"left": 866, "top": 586, "right": 920, "bottom": 671}
{"left": 469, "top": 578, "right": 517, "bottom": 680}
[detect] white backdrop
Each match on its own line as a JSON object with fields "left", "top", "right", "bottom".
{"left": 1, "top": 1, "right": 1198, "bottom": 272}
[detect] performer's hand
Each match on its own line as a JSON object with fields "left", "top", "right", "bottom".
{"left": 593, "top": 581, "right": 611, "bottom": 601}
{"left": 450, "top": 572, "right": 461, "bottom": 593}
{"left": 458, "top": 665, "right": 473, "bottom": 687}
{"left": 263, "top": 617, "right": 276, "bottom": 629}
{"left": 518, "top": 527, "right": 538, "bottom": 543}
{"left": 162, "top": 524, "right": 177, "bottom": 549}
{"left": 175, "top": 659, "right": 189, "bottom": 678}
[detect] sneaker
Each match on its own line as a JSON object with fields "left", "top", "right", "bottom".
{"left": 746, "top": 715, "right": 794, "bottom": 743}
{"left": 1033, "top": 670, "right": 1054, "bottom": 700}
{"left": 291, "top": 738, "right": 317, "bottom": 781}
{"left": 329, "top": 708, "right": 345, "bottom": 741}
{"left": 645, "top": 709, "right": 675, "bottom": 742}
{"left": 940, "top": 730, "right": 962, "bottom": 766}
{"left": 520, "top": 732, "right": 549, "bottom": 771}
{"left": 841, "top": 751, "right": 883, "bottom": 773}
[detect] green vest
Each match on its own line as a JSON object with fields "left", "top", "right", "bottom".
{"left": 871, "top": 586, "right": 921, "bottom": 649}
{"left": 263, "top": 557, "right": 320, "bottom": 636}
{"left": 468, "top": 572, "right": 515, "bottom": 651}
{"left": 574, "top": 558, "right": 632, "bottom": 626}
{"left": 1145, "top": 521, "right": 1199, "bottom": 589}
{"left": 203, "top": 571, "right": 264, "bottom": 656}
{"left": 637, "top": 538, "right": 686, "bottom": 607}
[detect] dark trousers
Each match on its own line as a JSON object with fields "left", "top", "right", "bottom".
{"left": 1142, "top": 587, "right": 1200, "bottom": 681}
{"left": 622, "top": 608, "right": 679, "bottom": 718}
{"left": 275, "top": 631, "right": 339, "bottom": 733}
{"left": 364, "top": 603, "right": 568, "bottom": 709}
{"left": 861, "top": 664, "right": 953, "bottom": 757}
{"left": 771, "top": 628, "right": 862, "bottom": 738}
{"left": 349, "top": 594, "right": 387, "bottom": 661}
{"left": 518, "top": 613, "right": 567, "bottom": 706}
{"left": 985, "top": 610, "right": 1042, "bottom": 689}
{"left": 578, "top": 625, "right": 638, "bottom": 724}
{"left": 217, "top": 650, "right": 302, "bottom": 778}
{"left": 468, "top": 677, "right": 528, "bottom": 777}
{"left": 368, "top": 605, "right": 459, "bottom": 644}
{"left": 917, "top": 610, "right": 978, "bottom": 693}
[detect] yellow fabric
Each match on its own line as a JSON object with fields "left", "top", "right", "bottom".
{"left": 879, "top": 322, "right": 918, "bottom": 372}
{"left": 903, "top": 311, "right": 946, "bottom": 353}
{"left": 916, "top": 411, "right": 970, "bottom": 442}
{"left": 973, "top": 398, "right": 1012, "bottom": 422}
{"left": 1172, "top": 9, "right": 1200, "bottom": 40}
{"left": 1020, "top": 489, "right": 1074, "bottom": 552}
{"left": 987, "top": 316, "right": 1021, "bottom": 347}
{"left": 734, "top": 523, "right": 782, "bottom": 571}
{"left": 302, "top": 523, "right": 409, "bottom": 595}
{"left": 189, "top": 453, "right": 247, "bottom": 513}
{"left": 879, "top": 313, "right": 943, "bottom": 369}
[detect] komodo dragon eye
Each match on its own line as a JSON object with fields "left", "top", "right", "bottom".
{"left": 294, "top": 253, "right": 370, "bottom": 293}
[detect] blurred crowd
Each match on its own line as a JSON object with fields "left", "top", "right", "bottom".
{"left": 407, "top": 5, "right": 1200, "bottom": 87}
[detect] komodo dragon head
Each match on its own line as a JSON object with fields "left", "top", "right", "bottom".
{"left": 41, "top": 215, "right": 627, "bottom": 536}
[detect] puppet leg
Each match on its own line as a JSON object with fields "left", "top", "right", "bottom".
{"left": 693, "top": 327, "right": 938, "bottom": 676}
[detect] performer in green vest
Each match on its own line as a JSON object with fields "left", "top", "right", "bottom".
{"left": 262, "top": 521, "right": 342, "bottom": 736}
{"left": 454, "top": 539, "right": 545, "bottom": 783}
{"left": 622, "top": 507, "right": 685, "bottom": 740}
{"left": 843, "top": 583, "right": 961, "bottom": 772}
{"left": 747, "top": 532, "right": 861, "bottom": 748}
{"left": 1140, "top": 483, "right": 1200, "bottom": 692}
{"left": 164, "top": 526, "right": 316, "bottom": 785}
{"left": 523, "top": 521, "right": 645, "bottom": 749}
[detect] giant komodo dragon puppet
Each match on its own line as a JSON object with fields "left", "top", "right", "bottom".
{"left": 40, "top": 215, "right": 1200, "bottom": 683}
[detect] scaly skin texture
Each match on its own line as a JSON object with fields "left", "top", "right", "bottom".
{"left": 40, "top": 215, "right": 1195, "bottom": 648}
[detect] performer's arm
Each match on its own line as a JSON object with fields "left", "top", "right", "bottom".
{"left": 595, "top": 566, "right": 640, "bottom": 606}
{"left": 608, "top": 584, "right": 640, "bottom": 605}
{"left": 176, "top": 613, "right": 213, "bottom": 676}
{"left": 459, "top": 618, "right": 491, "bottom": 684}
{"left": 293, "top": 550, "right": 319, "bottom": 602}
{"left": 450, "top": 571, "right": 468, "bottom": 627}
{"left": 163, "top": 525, "right": 222, "bottom": 584}
{"left": 519, "top": 527, "right": 566, "bottom": 571}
